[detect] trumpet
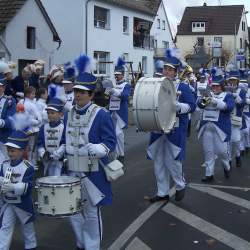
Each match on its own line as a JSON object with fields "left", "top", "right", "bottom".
{"left": 179, "top": 64, "right": 193, "bottom": 81}
{"left": 200, "top": 96, "right": 212, "bottom": 107}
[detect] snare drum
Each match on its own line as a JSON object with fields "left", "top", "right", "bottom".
{"left": 36, "top": 176, "right": 82, "bottom": 217}
{"left": 133, "top": 77, "right": 176, "bottom": 133}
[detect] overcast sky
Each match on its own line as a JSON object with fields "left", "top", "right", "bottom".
{"left": 163, "top": 0, "right": 250, "bottom": 35}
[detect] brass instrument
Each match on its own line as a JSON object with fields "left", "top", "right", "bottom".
{"left": 179, "top": 64, "right": 193, "bottom": 81}
{"left": 200, "top": 96, "right": 212, "bottom": 107}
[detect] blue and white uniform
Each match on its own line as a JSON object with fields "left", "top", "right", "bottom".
{"left": 109, "top": 79, "right": 131, "bottom": 158}
{"left": 0, "top": 130, "right": 37, "bottom": 250}
{"left": 197, "top": 91, "right": 234, "bottom": 177}
{"left": 0, "top": 94, "right": 16, "bottom": 164}
{"left": 37, "top": 120, "right": 65, "bottom": 176}
{"left": 147, "top": 80, "right": 196, "bottom": 197}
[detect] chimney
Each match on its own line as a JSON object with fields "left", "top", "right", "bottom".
{"left": 203, "top": 1, "right": 207, "bottom": 6}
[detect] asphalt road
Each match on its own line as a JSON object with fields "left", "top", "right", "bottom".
{"left": 10, "top": 125, "right": 250, "bottom": 250}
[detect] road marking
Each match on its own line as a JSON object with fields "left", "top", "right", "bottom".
{"left": 163, "top": 203, "right": 250, "bottom": 250}
{"left": 188, "top": 182, "right": 250, "bottom": 191}
{"left": 108, "top": 187, "right": 176, "bottom": 250}
{"left": 190, "top": 185, "right": 250, "bottom": 210}
{"left": 125, "top": 237, "right": 151, "bottom": 250}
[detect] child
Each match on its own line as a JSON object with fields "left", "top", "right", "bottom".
{"left": 36, "top": 87, "right": 48, "bottom": 125}
{"left": 37, "top": 98, "right": 65, "bottom": 176}
{"left": 19, "top": 86, "right": 42, "bottom": 168}
{"left": 0, "top": 130, "right": 37, "bottom": 250}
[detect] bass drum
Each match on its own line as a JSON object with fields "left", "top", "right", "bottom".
{"left": 133, "top": 77, "right": 176, "bottom": 133}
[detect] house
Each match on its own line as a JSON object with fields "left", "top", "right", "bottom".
{"left": 0, "top": 0, "right": 61, "bottom": 74}
{"left": 176, "top": 4, "right": 249, "bottom": 70}
{"left": 42, "top": 0, "right": 174, "bottom": 79}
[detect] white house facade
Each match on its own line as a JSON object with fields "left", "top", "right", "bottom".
{"left": 0, "top": 0, "right": 60, "bottom": 74}
{"left": 42, "top": 0, "right": 174, "bottom": 79}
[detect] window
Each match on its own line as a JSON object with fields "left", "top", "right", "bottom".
{"left": 142, "top": 56, "right": 147, "bottom": 73}
{"left": 197, "top": 37, "right": 204, "bottom": 46}
{"left": 162, "top": 20, "right": 166, "bottom": 30}
{"left": 94, "top": 6, "right": 110, "bottom": 29}
{"left": 214, "top": 37, "right": 222, "bottom": 47}
{"left": 162, "top": 41, "right": 169, "bottom": 49}
{"left": 93, "top": 51, "right": 110, "bottom": 75}
{"left": 157, "top": 19, "right": 160, "bottom": 29}
{"left": 242, "top": 21, "right": 245, "bottom": 31}
{"left": 27, "top": 26, "right": 36, "bottom": 49}
{"left": 240, "top": 38, "right": 243, "bottom": 49}
{"left": 123, "top": 16, "right": 129, "bottom": 33}
{"left": 192, "top": 22, "right": 205, "bottom": 32}
{"left": 154, "top": 39, "right": 158, "bottom": 48}
{"left": 123, "top": 53, "right": 129, "bottom": 62}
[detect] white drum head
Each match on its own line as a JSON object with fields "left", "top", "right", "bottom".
{"left": 157, "top": 78, "right": 176, "bottom": 133}
{"left": 36, "top": 176, "right": 80, "bottom": 185}
{"left": 133, "top": 77, "right": 176, "bottom": 133}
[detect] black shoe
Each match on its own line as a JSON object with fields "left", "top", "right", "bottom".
{"left": 149, "top": 195, "right": 169, "bottom": 203}
{"left": 236, "top": 156, "right": 241, "bottom": 167}
{"left": 76, "top": 248, "right": 85, "bottom": 250}
{"left": 175, "top": 188, "right": 185, "bottom": 201}
{"left": 25, "top": 248, "right": 37, "bottom": 250}
{"left": 224, "top": 168, "right": 231, "bottom": 178}
{"left": 117, "top": 156, "right": 125, "bottom": 164}
{"left": 201, "top": 175, "right": 214, "bottom": 182}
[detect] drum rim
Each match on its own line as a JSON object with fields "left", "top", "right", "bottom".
{"left": 36, "top": 176, "right": 81, "bottom": 186}
{"left": 36, "top": 182, "right": 81, "bottom": 187}
{"left": 37, "top": 208, "right": 83, "bottom": 218}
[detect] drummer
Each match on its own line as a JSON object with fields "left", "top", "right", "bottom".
{"left": 65, "top": 54, "right": 116, "bottom": 250}
{"left": 147, "top": 49, "right": 196, "bottom": 203}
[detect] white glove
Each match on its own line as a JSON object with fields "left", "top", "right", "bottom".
{"left": 232, "top": 93, "right": 238, "bottom": 98}
{"left": 50, "top": 151, "right": 61, "bottom": 161}
{"left": 0, "top": 119, "right": 5, "bottom": 128}
{"left": 38, "top": 147, "right": 46, "bottom": 158}
{"left": 86, "top": 143, "right": 109, "bottom": 158}
{"left": 1, "top": 183, "right": 15, "bottom": 194}
{"left": 30, "top": 119, "right": 40, "bottom": 126}
{"left": 108, "top": 88, "right": 120, "bottom": 97}
{"left": 175, "top": 101, "right": 181, "bottom": 112}
{"left": 210, "top": 97, "right": 218, "bottom": 105}
{"left": 216, "top": 99, "right": 226, "bottom": 110}
{"left": 235, "top": 96, "right": 242, "bottom": 104}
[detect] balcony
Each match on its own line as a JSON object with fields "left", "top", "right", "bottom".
{"left": 133, "top": 34, "right": 154, "bottom": 50}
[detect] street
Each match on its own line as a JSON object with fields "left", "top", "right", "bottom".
{"left": 11, "top": 125, "right": 250, "bottom": 250}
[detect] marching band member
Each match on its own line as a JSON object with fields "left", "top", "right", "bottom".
{"left": 63, "top": 63, "right": 75, "bottom": 111}
{"left": 0, "top": 72, "right": 16, "bottom": 164}
{"left": 37, "top": 98, "right": 65, "bottom": 176}
{"left": 29, "top": 59, "right": 45, "bottom": 89}
{"left": 0, "top": 130, "right": 37, "bottom": 250}
{"left": 226, "top": 70, "right": 246, "bottom": 167}
{"left": 65, "top": 55, "right": 116, "bottom": 250}
{"left": 147, "top": 49, "right": 196, "bottom": 203}
{"left": 197, "top": 71, "right": 234, "bottom": 182}
{"left": 107, "top": 57, "right": 131, "bottom": 163}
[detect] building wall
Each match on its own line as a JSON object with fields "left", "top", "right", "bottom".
{"left": 42, "top": 0, "right": 84, "bottom": 65}
{"left": 151, "top": 1, "right": 174, "bottom": 49}
{"left": 87, "top": 0, "right": 155, "bottom": 78}
{"left": 4, "top": 0, "right": 57, "bottom": 74}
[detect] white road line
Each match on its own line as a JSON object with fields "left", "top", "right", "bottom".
{"left": 125, "top": 237, "right": 151, "bottom": 250}
{"left": 163, "top": 203, "right": 250, "bottom": 250}
{"left": 108, "top": 187, "right": 176, "bottom": 250}
{"left": 188, "top": 182, "right": 250, "bottom": 191}
{"left": 190, "top": 185, "right": 250, "bottom": 210}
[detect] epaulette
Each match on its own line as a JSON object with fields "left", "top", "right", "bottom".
{"left": 23, "top": 160, "right": 33, "bottom": 168}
